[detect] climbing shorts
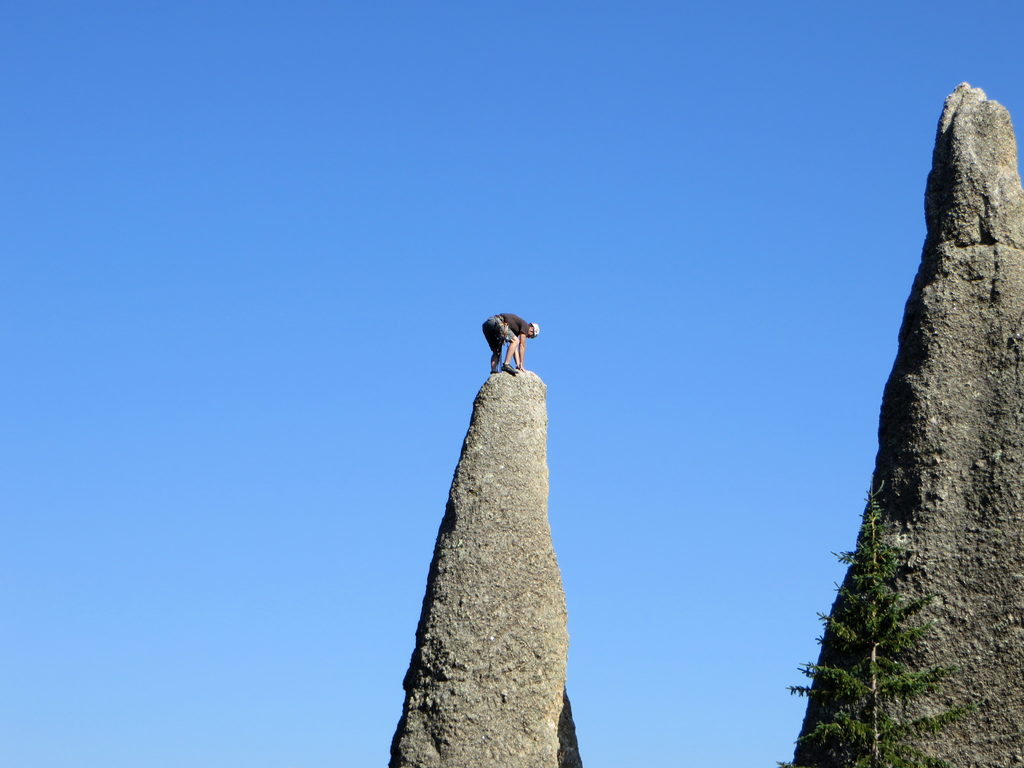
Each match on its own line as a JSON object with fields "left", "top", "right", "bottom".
{"left": 482, "top": 315, "right": 515, "bottom": 353}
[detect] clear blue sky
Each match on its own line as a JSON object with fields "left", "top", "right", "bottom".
{"left": 4, "top": 2, "right": 1022, "bottom": 766}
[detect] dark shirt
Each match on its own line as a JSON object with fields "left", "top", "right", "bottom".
{"left": 500, "top": 313, "right": 530, "bottom": 336}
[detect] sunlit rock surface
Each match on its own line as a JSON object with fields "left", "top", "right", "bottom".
{"left": 794, "top": 83, "right": 1024, "bottom": 768}
{"left": 390, "top": 372, "right": 582, "bottom": 768}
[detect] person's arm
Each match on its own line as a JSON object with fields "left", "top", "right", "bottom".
{"left": 516, "top": 335, "right": 527, "bottom": 371}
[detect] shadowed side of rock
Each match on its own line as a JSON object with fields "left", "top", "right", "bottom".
{"left": 794, "top": 84, "right": 1024, "bottom": 768}
{"left": 390, "top": 372, "right": 582, "bottom": 768}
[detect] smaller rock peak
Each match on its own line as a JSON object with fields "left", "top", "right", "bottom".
{"left": 938, "top": 82, "right": 988, "bottom": 133}
{"left": 926, "top": 83, "right": 1024, "bottom": 248}
{"left": 952, "top": 81, "right": 982, "bottom": 99}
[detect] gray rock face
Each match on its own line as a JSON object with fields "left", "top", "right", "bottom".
{"left": 794, "top": 83, "right": 1024, "bottom": 767}
{"left": 390, "top": 372, "right": 582, "bottom": 768}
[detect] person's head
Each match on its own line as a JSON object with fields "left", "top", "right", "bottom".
{"left": 528, "top": 322, "right": 540, "bottom": 338}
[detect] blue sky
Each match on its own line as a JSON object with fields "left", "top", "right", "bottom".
{"left": 4, "top": 2, "right": 1023, "bottom": 766}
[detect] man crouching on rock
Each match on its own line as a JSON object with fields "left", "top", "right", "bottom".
{"left": 482, "top": 313, "right": 540, "bottom": 375}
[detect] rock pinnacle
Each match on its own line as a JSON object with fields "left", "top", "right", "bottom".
{"left": 793, "top": 83, "right": 1024, "bottom": 767}
{"left": 389, "top": 372, "right": 582, "bottom": 768}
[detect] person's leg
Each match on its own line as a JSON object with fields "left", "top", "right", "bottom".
{"left": 503, "top": 337, "right": 520, "bottom": 372}
{"left": 483, "top": 317, "right": 503, "bottom": 372}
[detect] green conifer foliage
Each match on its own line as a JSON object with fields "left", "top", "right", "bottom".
{"left": 781, "top": 494, "right": 972, "bottom": 768}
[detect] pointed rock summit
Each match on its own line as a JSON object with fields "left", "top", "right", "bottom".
{"left": 794, "top": 84, "right": 1024, "bottom": 766}
{"left": 390, "top": 372, "right": 582, "bottom": 768}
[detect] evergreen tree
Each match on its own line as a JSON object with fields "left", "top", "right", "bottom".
{"left": 781, "top": 494, "right": 972, "bottom": 768}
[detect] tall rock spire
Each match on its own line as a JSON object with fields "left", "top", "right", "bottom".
{"left": 390, "top": 373, "right": 582, "bottom": 768}
{"left": 794, "top": 83, "right": 1024, "bottom": 766}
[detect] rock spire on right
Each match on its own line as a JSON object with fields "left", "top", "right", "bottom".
{"left": 793, "top": 83, "right": 1024, "bottom": 767}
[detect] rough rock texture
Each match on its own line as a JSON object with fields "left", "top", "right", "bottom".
{"left": 794, "top": 83, "right": 1024, "bottom": 768}
{"left": 390, "top": 372, "right": 582, "bottom": 768}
